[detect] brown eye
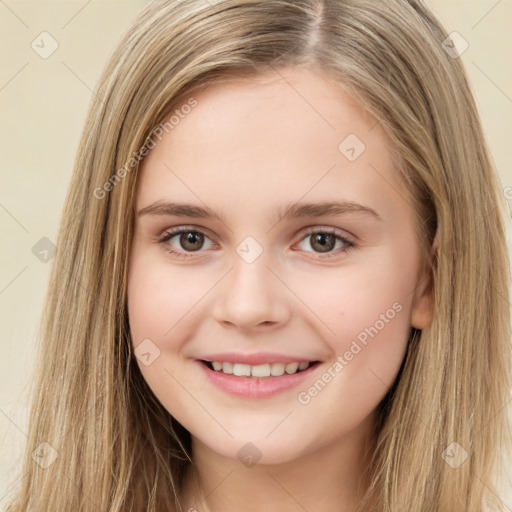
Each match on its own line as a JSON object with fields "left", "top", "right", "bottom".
{"left": 295, "top": 228, "right": 355, "bottom": 259}
{"left": 179, "top": 231, "right": 204, "bottom": 252}
{"left": 309, "top": 233, "right": 337, "bottom": 253}
{"left": 157, "top": 228, "right": 215, "bottom": 258}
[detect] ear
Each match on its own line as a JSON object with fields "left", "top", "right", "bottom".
{"left": 410, "top": 238, "right": 437, "bottom": 330}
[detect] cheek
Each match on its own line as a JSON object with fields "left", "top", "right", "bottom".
{"left": 339, "top": 267, "right": 411, "bottom": 356}
{"left": 126, "top": 254, "right": 200, "bottom": 411}
{"left": 293, "top": 249, "right": 417, "bottom": 402}
{"left": 297, "top": 247, "right": 415, "bottom": 338}
{"left": 127, "top": 253, "right": 209, "bottom": 346}
{"left": 126, "top": 252, "right": 223, "bottom": 410}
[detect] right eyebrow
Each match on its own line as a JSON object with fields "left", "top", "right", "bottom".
{"left": 137, "top": 201, "right": 218, "bottom": 219}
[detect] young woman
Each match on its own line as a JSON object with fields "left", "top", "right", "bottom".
{"left": 7, "top": 1, "right": 511, "bottom": 511}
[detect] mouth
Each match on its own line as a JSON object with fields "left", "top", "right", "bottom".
{"left": 200, "top": 359, "right": 321, "bottom": 378}
{"left": 196, "top": 359, "right": 323, "bottom": 398}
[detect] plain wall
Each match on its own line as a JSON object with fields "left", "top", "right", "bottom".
{"left": 1, "top": 0, "right": 511, "bottom": 508}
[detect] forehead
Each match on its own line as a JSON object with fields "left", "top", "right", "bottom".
{"left": 135, "top": 65, "right": 410, "bottom": 225}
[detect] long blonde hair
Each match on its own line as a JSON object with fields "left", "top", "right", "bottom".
{"left": 7, "top": 1, "right": 511, "bottom": 510}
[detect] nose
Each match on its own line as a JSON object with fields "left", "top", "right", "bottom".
{"left": 212, "top": 252, "right": 291, "bottom": 332}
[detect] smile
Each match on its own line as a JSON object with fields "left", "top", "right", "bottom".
{"left": 203, "top": 360, "right": 313, "bottom": 377}
{"left": 197, "top": 359, "right": 322, "bottom": 398}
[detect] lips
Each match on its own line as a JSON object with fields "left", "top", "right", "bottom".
{"left": 195, "top": 356, "right": 322, "bottom": 398}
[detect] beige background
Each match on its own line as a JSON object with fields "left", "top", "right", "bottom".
{"left": 1, "top": 0, "right": 511, "bottom": 508}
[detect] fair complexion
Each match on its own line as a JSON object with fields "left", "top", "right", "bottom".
{"left": 127, "top": 64, "right": 433, "bottom": 511}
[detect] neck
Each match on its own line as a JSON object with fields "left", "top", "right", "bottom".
{"left": 180, "top": 411, "right": 376, "bottom": 512}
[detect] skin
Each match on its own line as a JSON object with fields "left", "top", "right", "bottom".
{"left": 127, "top": 64, "right": 434, "bottom": 512}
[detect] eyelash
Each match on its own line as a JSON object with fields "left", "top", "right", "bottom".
{"left": 156, "top": 226, "right": 356, "bottom": 260}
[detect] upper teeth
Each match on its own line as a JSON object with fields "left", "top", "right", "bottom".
{"left": 211, "top": 361, "right": 310, "bottom": 377}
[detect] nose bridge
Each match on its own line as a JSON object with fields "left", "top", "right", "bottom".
{"left": 212, "top": 238, "right": 290, "bottom": 329}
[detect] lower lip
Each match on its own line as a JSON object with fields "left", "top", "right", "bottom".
{"left": 196, "top": 360, "right": 321, "bottom": 398}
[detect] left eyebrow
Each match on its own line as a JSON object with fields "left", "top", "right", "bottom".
{"left": 277, "top": 201, "right": 382, "bottom": 222}
{"left": 137, "top": 200, "right": 383, "bottom": 223}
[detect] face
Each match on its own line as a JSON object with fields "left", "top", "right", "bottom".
{"left": 127, "top": 65, "right": 433, "bottom": 465}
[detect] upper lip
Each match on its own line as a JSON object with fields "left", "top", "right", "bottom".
{"left": 198, "top": 352, "right": 319, "bottom": 366}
